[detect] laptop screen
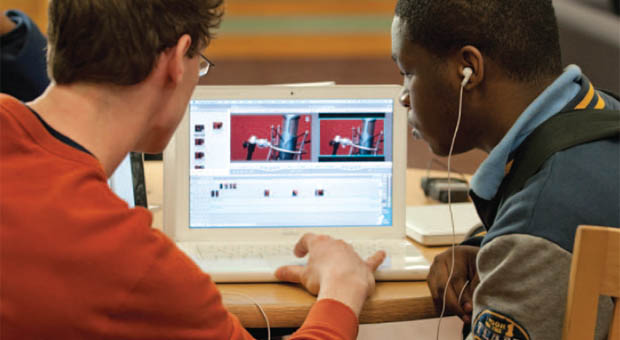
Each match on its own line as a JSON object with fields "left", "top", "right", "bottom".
{"left": 187, "top": 98, "right": 394, "bottom": 229}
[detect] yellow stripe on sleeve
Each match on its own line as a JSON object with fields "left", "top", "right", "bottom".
{"left": 575, "top": 83, "right": 594, "bottom": 109}
{"left": 594, "top": 93, "right": 606, "bottom": 109}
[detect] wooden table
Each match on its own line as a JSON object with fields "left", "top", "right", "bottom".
{"left": 144, "top": 161, "right": 464, "bottom": 328}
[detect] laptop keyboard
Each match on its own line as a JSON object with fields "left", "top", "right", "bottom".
{"left": 175, "top": 239, "right": 430, "bottom": 282}
{"left": 178, "top": 239, "right": 412, "bottom": 267}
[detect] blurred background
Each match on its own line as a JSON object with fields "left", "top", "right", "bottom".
{"left": 2, "top": 0, "right": 618, "bottom": 174}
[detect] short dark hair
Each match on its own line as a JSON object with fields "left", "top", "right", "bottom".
{"left": 395, "top": 0, "right": 563, "bottom": 82}
{"left": 47, "top": 0, "right": 224, "bottom": 85}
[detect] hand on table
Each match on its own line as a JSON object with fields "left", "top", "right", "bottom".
{"left": 275, "top": 233, "right": 386, "bottom": 317}
{"left": 427, "top": 245, "right": 480, "bottom": 325}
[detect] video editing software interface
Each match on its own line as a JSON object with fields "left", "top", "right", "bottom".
{"left": 188, "top": 98, "right": 394, "bottom": 228}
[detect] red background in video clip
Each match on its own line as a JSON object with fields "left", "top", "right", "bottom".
{"left": 231, "top": 115, "right": 312, "bottom": 161}
{"left": 320, "top": 119, "right": 384, "bottom": 156}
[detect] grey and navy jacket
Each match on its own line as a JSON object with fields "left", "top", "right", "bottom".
{"left": 465, "top": 65, "right": 620, "bottom": 340}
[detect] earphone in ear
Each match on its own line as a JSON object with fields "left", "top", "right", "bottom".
{"left": 461, "top": 67, "right": 473, "bottom": 87}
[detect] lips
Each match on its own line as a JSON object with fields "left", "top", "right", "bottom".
{"left": 409, "top": 118, "right": 424, "bottom": 140}
{"left": 407, "top": 110, "right": 421, "bottom": 136}
{"left": 407, "top": 109, "right": 415, "bottom": 124}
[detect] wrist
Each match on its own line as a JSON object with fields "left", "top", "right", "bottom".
{"left": 317, "top": 276, "right": 370, "bottom": 317}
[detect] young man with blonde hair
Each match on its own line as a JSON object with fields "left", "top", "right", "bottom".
{"left": 0, "top": 1, "right": 384, "bottom": 338}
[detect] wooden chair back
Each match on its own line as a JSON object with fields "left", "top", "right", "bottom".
{"left": 562, "top": 225, "right": 620, "bottom": 340}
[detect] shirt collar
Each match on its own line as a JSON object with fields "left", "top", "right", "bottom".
{"left": 470, "top": 65, "right": 584, "bottom": 200}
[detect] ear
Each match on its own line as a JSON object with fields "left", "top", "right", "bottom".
{"left": 457, "top": 45, "right": 484, "bottom": 89}
{"left": 165, "top": 34, "right": 193, "bottom": 85}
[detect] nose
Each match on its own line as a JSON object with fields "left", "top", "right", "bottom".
{"left": 399, "top": 87, "right": 410, "bottom": 108}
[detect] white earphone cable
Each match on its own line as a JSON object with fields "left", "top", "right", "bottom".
{"left": 435, "top": 79, "right": 466, "bottom": 340}
{"left": 457, "top": 280, "right": 471, "bottom": 305}
{"left": 223, "top": 292, "right": 271, "bottom": 340}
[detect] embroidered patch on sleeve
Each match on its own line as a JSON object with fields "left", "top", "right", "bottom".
{"left": 472, "top": 309, "right": 530, "bottom": 340}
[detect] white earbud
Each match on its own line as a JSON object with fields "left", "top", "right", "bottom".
{"left": 461, "top": 67, "right": 473, "bottom": 87}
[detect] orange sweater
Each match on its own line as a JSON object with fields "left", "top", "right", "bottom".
{"left": 0, "top": 94, "right": 358, "bottom": 339}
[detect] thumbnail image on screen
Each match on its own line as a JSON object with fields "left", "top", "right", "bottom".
{"left": 230, "top": 114, "right": 312, "bottom": 161}
{"left": 319, "top": 113, "right": 385, "bottom": 162}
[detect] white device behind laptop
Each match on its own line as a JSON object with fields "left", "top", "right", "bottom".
{"left": 163, "top": 85, "right": 429, "bottom": 282}
{"left": 109, "top": 154, "right": 135, "bottom": 207}
{"left": 406, "top": 202, "right": 482, "bottom": 246}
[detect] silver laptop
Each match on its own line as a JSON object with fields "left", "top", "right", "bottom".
{"left": 163, "top": 85, "right": 429, "bottom": 282}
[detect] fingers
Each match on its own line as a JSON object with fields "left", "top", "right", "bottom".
{"left": 460, "top": 275, "right": 477, "bottom": 307}
{"left": 456, "top": 283, "right": 474, "bottom": 324}
{"left": 435, "top": 274, "right": 465, "bottom": 315}
{"left": 428, "top": 253, "right": 468, "bottom": 318}
{"left": 428, "top": 255, "right": 450, "bottom": 312}
{"left": 274, "top": 265, "right": 304, "bottom": 283}
{"left": 445, "top": 278, "right": 468, "bottom": 318}
{"left": 428, "top": 276, "right": 444, "bottom": 312}
{"left": 366, "top": 250, "right": 386, "bottom": 272}
{"left": 293, "top": 233, "right": 319, "bottom": 257}
{"left": 459, "top": 273, "right": 479, "bottom": 324}
{"left": 462, "top": 302, "right": 473, "bottom": 324}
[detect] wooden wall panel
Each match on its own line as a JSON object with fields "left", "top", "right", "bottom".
{"left": 1, "top": 0, "right": 395, "bottom": 58}
{"left": 207, "top": 35, "right": 391, "bottom": 59}
{"left": 223, "top": 0, "right": 394, "bottom": 16}
{"left": 210, "top": 0, "right": 393, "bottom": 59}
{"left": 0, "top": 0, "right": 48, "bottom": 34}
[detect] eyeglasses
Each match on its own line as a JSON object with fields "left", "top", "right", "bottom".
{"left": 199, "top": 54, "right": 215, "bottom": 77}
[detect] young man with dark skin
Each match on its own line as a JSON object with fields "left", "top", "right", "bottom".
{"left": 392, "top": 0, "right": 619, "bottom": 339}
{"left": 0, "top": 0, "right": 385, "bottom": 338}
